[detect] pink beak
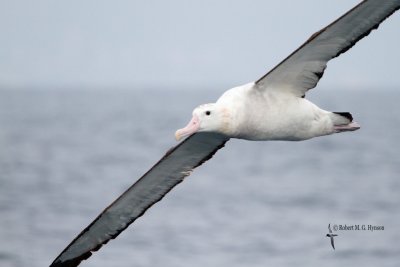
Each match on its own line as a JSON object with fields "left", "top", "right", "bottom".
{"left": 175, "top": 115, "right": 200, "bottom": 141}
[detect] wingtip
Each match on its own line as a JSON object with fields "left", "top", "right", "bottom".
{"left": 50, "top": 251, "right": 93, "bottom": 267}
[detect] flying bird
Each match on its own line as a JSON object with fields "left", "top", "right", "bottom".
{"left": 326, "top": 224, "right": 338, "bottom": 250}
{"left": 50, "top": 1, "right": 400, "bottom": 266}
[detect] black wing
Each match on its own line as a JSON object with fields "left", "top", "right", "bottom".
{"left": 255, "top": 0, "right": 400, "bottom": 97}
{"left": 50, "top": 132, "right": 229, "bottom": 267}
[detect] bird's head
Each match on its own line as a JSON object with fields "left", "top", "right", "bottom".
{"left": 175, "top": 103, "right": 231, "bottom": 141}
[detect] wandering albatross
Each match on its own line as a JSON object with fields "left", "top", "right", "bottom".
{"left": 50, "top": 1, "right": 400, "bottom": 266}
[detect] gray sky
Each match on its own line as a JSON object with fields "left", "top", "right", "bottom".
{"left": 1, "top": 0, "right": 399, "bottom": 90}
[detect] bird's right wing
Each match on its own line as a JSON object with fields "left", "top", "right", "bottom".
{"left": 255, "top": 0, "right": 400, "bottom": 97}
{"left": 50, "top": 132, "right": 229, "bottom": 267}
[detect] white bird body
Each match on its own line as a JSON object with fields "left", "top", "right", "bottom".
{"left": 50, "top": 1, "right": 399, "bottom": 266}
{"left": 196, "top": 82, "right": 357, "bottom": 141}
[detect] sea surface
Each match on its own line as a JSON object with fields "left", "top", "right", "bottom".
{"left": 0, "top": 88, "right": 399, "bottom": 267}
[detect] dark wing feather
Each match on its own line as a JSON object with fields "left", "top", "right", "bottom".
{"left": 255, "top": 0, "right": 400, "bottom": 97}
{"left": 50, "top": 132, "right": 229, "bottom": 267}
{"left": 330, "top": 237, "right": 336, "bottom": 250}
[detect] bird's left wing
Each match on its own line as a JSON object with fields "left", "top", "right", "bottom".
{"left": 50, "top": 132, "right": 229, "bottom": 267}
{"left": 255, "top": 0, "right": 400, "bottom": 97}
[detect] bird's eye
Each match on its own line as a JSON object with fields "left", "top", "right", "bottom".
{"left": 205, "top": 111, "right": 211, "bottom": 116}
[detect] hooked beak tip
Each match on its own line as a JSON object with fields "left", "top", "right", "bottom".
{"left": 175, "top": 114, "right": 200, "bottom": 142}
{"left": 175, "top": 131, "right": 182, "bottom": 141}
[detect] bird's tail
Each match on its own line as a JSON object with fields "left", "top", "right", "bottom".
{"left": 331, "top": 112, "right": 360, "bottom": 132}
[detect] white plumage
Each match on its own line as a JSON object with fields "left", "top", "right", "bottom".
{"left": 51, "top": 1, "right": 400, "bottom": 266}
{"left": 182, "top": 82, "right": 359, "bottom": 141}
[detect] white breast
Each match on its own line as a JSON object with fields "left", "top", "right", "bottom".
{"left": 217, "top": 83, "right": 334, "bottom": 141}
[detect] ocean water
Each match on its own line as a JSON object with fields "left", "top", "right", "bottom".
{"left": 0, "top": 88, "right": 399, "bottom": 267}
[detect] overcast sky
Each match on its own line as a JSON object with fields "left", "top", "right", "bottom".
{"left": 1, "top": 0, "right": 399, "bottom": 90}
